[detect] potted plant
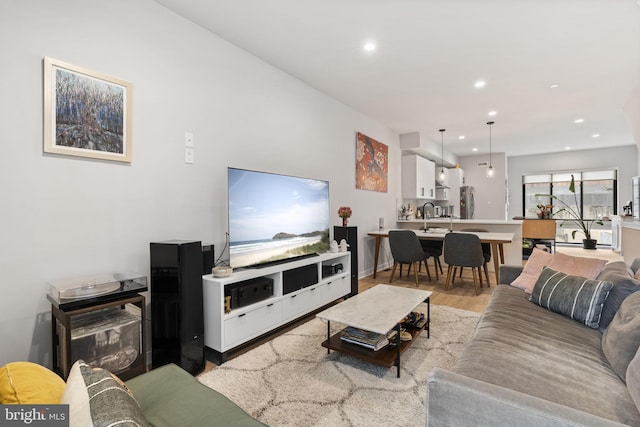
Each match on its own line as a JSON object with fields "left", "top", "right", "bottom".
{"left": 535, "top": 174, "right": 603, "bottom": 250}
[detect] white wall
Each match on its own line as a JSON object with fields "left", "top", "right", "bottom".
{"left": 624, "top": 85, "right": 640, "bottom": 167}
{"left": 458, "top": 153, "right": 508, "bottom": 220}
{"left": 507, "top": 145, "right": 638, "bottom": 219}
{"left": 0, "top": 0, "right": 399, "bottom": 366}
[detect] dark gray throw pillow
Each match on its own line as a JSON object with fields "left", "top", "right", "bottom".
{"left": 602, "top": 292, "right": 640, "bottom": 381}
{"left": 530, "top": 267, "right": 613, "bottom": 329}
{"left": 596, "top": 262, "right": 640, "bottom": 332}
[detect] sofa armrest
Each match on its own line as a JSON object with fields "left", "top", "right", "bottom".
{"left": 427, "top": 368, "right": 627, "bottom": 427}
{"left": 499, "top": 265, "right": 523, "bottom": 285}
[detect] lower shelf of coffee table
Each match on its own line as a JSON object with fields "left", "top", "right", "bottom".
{"left": 321, "top": 327, "right": 424, "bottom": 368}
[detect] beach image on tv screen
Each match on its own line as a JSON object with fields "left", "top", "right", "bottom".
{"left": 228, "top": 168, "right": 330, "bottom": 268}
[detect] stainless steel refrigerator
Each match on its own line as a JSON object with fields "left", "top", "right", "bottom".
{"left": 460, "top": 186, "right": 475, "bottom": 219}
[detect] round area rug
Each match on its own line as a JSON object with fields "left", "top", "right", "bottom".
{"left": 198, "top": 304, "right": 480, "bottom": 427}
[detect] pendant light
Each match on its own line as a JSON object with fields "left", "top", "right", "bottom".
{"left": 486, "top": 121, "right": 495, "bottom": 179}
{"left": 439, "top": 129, "right": 446, "bottom": 181}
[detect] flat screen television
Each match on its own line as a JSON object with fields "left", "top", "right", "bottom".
{"left": 227, "top": 167, "right": 330, "bottom": 269}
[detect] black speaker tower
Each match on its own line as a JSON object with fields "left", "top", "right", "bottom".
{"left": 333, "top": 226, "right": 358, "bottom": 297}
{"left": 150, "top": 240, "right": 205, "bottom": 375}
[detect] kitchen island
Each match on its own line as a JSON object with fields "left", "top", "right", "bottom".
{"left": 622, "top": 218, "right": 640, "bottom": 264}
{"left": 396, "top": 218, "right": 523, "bottom": 269}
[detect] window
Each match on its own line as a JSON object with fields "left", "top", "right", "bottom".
{"left": 523, "top": 175, "right": 551, "bottom": 218}
{"left": 522, "top": 170, "right": 617, "bottom": 245}
{"left": 552, "top": 174, "right": 581, "bottom": 222}
{"left": 582, "top": 171, "right": 616, "bottom": 220}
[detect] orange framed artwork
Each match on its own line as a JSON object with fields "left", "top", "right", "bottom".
{"left": 355, "top": 132, "right": 388, "bottom": 192}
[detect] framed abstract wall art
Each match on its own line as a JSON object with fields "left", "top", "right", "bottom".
{"left": 43, "top": 57, "right": 132, "bottom": 162}
{"left": 355, "top": 132, "right": 388, "bottom": 192}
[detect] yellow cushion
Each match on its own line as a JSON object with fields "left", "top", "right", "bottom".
{"left": 0, "top": 362, "right": 66, "bottom": 404}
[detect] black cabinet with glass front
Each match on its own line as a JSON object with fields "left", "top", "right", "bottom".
{"left": 47, "top": 273, "right": 147, "bottom": 380}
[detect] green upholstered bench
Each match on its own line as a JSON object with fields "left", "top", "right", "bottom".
{"left": 126, "top": 363, "right": 265, "bottom": 427}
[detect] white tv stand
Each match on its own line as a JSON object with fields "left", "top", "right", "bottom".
{"left": 203, "top": 251, "right": 351, "bottom": 362}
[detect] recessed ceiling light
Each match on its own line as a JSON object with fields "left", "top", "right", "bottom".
{"left": 472, "top": 147, "right": 478, "bottom": 152}
{"left": 550, "top": 83, "right": 560, "bottom": 88}
{"left": 458, "top": 135, "right": 465, "bottom": 140}
{"left": 574, "top": 118, "right": 584, "bottom": 124}
{"left": 488, "top": 111, "right": 497, "bottom": 116}
{"left": 363, "top": 42, "right": 377, "bottom": 52}
{"left": 565, "top": 146, "right": 571, "bottom": 150}
{"left": 592, "top": 133, "right": 600, "bottom": 138}
{"left": 474, "top": 81, "right": 486, "bottom": 88}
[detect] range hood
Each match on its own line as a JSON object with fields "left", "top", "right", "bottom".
{"left": 399, "top": 132, "right": 458, "bottom": 168}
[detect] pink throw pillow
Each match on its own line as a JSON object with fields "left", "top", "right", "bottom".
{"left": 511, "top": 248, "right": 554, "bottom": 293}
{"left": 547, "top": 252, "right": 607, "bottom": 279}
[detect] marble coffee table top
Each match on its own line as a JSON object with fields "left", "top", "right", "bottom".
{"left": 316, "top": 284, "right": 431, "bottom": 334}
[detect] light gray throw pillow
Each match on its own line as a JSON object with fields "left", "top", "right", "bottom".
{"left": 530, "top": 267, "right": 613, "bottom": 329}
{"left": 602, "top": 292, "right": 640, "bottom": 381}
{"left": 596, "top": 262, "right": 640, "bottom": 332}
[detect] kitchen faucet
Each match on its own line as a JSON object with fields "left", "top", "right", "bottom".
{"left": 422, "top": 202, "right": 435, "bottom": 231}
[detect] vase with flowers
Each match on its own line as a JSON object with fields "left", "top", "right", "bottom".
{"left": 338, "top": 206, "right": 352, "bottom": 226}
{"left": 536, "top": 203, "right": 552, "bottom": 219}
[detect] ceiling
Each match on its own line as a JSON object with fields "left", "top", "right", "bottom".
{"left": 154, "top": 0, "right": 640, "bottom": 160}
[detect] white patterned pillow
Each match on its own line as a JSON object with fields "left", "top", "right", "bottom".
{"left": 61, "top": 360, "right": 150, "bottom": 427}
{"left": 530, "top": 267, "right": 613, "bottom": 329}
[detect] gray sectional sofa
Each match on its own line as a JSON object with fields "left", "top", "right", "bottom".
{"left": 427, "top": 259, "right": 640, "bottom": 426}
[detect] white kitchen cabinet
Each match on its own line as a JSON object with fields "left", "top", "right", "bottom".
{"left": 447, "top": 168, "right": 465, "bottom": 217}
{"left": 402, "top": 154, "right": 435, "bottom": 199}
{"left": 449, "top": 168, "right": 465, "bottom": 187}
{"left": 435, "top": 188, "right": 449, "bottom": 201}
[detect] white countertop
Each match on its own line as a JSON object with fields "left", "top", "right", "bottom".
{"left": 369, "top": 229, "right": 515, "bottom": 243}
{"left": 398, "top": 219, "right": 522, "bottom": 225}
{"left": 622, "top": 219, "right": 640, "bottom": 231}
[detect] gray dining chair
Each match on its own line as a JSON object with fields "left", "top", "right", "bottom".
{"left": 460, "top": 228, "right": 491, "bottom": 286}
{"left": 420, "top": 239, "right": 443, "bottom": 280}
{"left": 388, "top": 230, "right": 432, "bottom": 287}
{"left": 443, "top": 232, "right": 485, "bottom": 295}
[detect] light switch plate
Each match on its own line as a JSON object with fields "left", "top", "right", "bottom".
{"left": 185, "top": 132, "right": 194, "bottom": 147}
{"left": 185, "top": 147, "right": 194, "bottom": 164}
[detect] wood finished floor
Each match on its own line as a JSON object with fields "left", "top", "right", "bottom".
{"left": 201, "top": 246, "right": 622, "bottom": 373}
{"left": 360, "top": 263, "right": 494, "bottom": 313}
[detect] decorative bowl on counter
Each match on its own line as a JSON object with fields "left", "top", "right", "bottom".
{"left": 212, "top": 266, "right": 233, "bottom": 278}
